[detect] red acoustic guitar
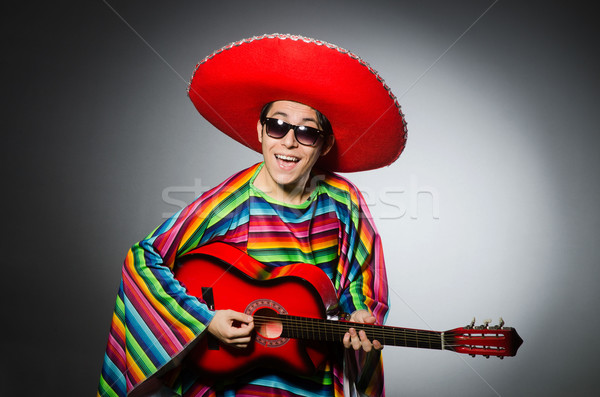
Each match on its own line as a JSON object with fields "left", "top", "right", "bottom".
{"left": 175, "top": 242, "right": 522, "bottom": 376}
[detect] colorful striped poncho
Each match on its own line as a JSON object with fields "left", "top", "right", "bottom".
{"left": 98, "top": 163, "right": 389, "bottom": 396}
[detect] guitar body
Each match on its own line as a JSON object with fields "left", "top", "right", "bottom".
{"left": 175, "top": 242, "right": 339, "bottom": 377}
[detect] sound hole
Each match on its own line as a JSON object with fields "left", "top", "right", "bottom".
{"left": 245, "top": 299, "right": 289, "bottom": 347}
{"left": 254, "top": 307, "right": 283, "bottom": 339}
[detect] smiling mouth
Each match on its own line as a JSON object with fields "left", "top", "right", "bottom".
{"left": 275, "top": 154, "right": 299, "bottom": 163}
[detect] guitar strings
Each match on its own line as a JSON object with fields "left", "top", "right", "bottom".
{"left": 251, "top": 317, "right": 507, "bottom": 353}
{"left": 251, "top": 314, "right": 442, "bottom": 344}
{"left": 251, "top": 316, "right": 508, "bottom": 354}
{"left": 252, "top": 313, "right": 439, "bottom": 339}
{"left": 252, "top": 314, "right": 508, "bottom": 339}
{"left": 250, "top": 314, "right": 507, "bottom": 348}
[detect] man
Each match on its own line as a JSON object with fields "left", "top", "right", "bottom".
{"left": 98, "top": 34, "right": 407, "bottom": 396}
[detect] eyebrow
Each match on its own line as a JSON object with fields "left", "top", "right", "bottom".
{"left": 270, "top": 111, "right": 318, "bottom": 125}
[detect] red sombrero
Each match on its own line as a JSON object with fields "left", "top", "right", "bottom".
{"left": 188, "top": 33, "right": 407, "bottom": 172}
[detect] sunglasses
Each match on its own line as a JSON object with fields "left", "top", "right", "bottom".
{"left": 262, "top": 118, "right": 325, "bottom": 147}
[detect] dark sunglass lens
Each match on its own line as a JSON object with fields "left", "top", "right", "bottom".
{"left": 265, "top": 119, "right": 289, "bottom": 138}
{"left": 295, "top": 126, "right": 320, "bottom": 146}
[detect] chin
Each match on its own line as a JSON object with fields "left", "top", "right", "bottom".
{"left": 272, "top": 172, "right": 301, "bottom": 187}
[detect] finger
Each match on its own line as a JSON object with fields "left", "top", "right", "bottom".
{"left": 230, "top": 335, "right": 253, "bottom": 348}
{"left": 363, "top": 315, "right": 377, "bottom": 325}
{"left": 349, "top": 328, "right": 362, "bottom": 350}
{"left": 350, "top": 310, "right": 377, "bottom": 324}
{"left": 358, "top": 330, "right": 373, "bottom": 352}
{"left": 373, "top": 339, "right": 383, "bottom": 351}
{"left": 228, "top": 326, "right": 254, "bottom": 339}
{"left": 225, "top": 319, "right": 255, "bottom": 340}
{"left": 223, "top": 311, "right": 254, "bottom": 337}
{"left": 350, "top": 310, "right": 366, "bottom": 323}
{"left": 343, "top": 332, "right": 352, "bottom": 348}
{"left": 226, "top": 310, "right": 254, "bottom": 325}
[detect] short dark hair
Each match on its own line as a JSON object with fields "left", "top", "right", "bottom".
{"left": 259, "top": 102, "right": 333, "bottom": 136}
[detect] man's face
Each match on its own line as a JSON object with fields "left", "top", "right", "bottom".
{"left": 256, "top": 100, "right": 334, "bottom": 195}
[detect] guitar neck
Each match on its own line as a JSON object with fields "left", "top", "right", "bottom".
{"left": 275, "top": 314, "right": 445, "bottom": 351}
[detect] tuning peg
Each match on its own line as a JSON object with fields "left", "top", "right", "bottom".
{"left": 485, "top": 355, "right": 490, "bottom": 359}
{"left": 490, "top": 317, "right": 504, "bottom": 330}
{"left": 498, "top": 356, "right": 504, "bottom": 360}
{"left": 470, "top": 354, "right": 476, "bottom": 358}
{"left": 483, "top": 319, "right": 492, "bottom": 328}
{"left": 468, "top": 317, "right": 476, "bottom": 329}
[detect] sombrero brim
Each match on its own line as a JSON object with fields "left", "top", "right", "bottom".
{"left": 188, "top": 33, "right": 407, "bottom": 172}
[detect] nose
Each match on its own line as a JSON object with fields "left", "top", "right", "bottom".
{"left": 281, "top": 127, "right": 299, "bottom": 148}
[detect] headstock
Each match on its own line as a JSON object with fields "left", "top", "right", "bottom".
{"left": 444, "top": 317, "right": 523, "bottom": 358}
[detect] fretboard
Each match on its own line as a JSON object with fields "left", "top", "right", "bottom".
{"left": 269, "top": 314, "right": 444, "bottom": 350}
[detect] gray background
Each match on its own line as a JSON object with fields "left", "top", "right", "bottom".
{"left": 4, "top": 1, "right": 599, "bottom": 396}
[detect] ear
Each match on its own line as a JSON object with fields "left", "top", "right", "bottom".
{"left": 320, "top": 134, "right": 335, "bottom": 157}
{"left": 257, "top": 120, "right": 263, "bottom": 143}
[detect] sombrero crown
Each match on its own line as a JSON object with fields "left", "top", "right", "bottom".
{"left": 188, "top": 33, "right": 407, "bottom": 172}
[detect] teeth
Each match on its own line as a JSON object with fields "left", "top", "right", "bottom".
{"left": 276, "top": 154, "right": 299, "bottom": 162}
